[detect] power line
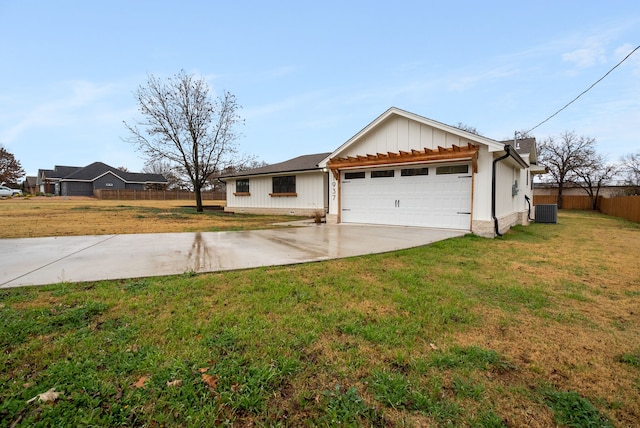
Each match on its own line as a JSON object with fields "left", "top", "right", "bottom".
{"left": 525, "top": 44, "right": 640, "bottom": 135}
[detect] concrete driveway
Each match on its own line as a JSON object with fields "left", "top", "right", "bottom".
{"left": 0, "top": 224, "right": 466, "bottom": 288}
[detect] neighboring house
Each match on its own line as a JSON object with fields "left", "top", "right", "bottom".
{"left": 222, "top": 107, "right": 544, "bottom": 237}
{"left": 22, "top": 176, "right": 38, "bottom": 194}
{"left": 36, "top": 162, "right": 167, "bottom": 196}
{"left": 220, "top": 153, "right": 331, "bottom": 216}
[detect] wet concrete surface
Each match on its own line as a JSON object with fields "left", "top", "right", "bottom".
{"left": 0, "top": 224, "right": 466, "bottom": 288}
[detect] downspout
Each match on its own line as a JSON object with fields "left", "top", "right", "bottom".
{"left": 524, "top": 195, "right": 532, "bottom": 221}
{"left": 492, "top": 145, "right": 512, "bottom": 237}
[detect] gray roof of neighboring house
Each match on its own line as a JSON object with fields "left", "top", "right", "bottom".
{"left": 63, "top": 162, "right": 167, "bottom": 183}
{"left": 39, "top": 162, "right": 167, "bottom": 184}
{"left": 221, "top": 152, "right": 332, "bottom": 179}
{"left": 39, "top": 165, "right": 82, "bottom": 181}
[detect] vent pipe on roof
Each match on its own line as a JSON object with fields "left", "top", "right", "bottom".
{"left": 492, "top": 145, "right": 513, "bottom": 237}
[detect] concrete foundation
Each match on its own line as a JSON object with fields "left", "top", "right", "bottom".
{"left": 224, "top": 207, "right": 325, "bottom": 218}
{"left": 472, "top": 210, "right": 529, "bottom": 238}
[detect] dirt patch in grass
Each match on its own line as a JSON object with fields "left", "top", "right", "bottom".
{"left": 0, "top": 197, "right": 302, "bottom": 238}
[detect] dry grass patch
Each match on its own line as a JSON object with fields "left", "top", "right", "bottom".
{"left": 0, "top": 197, "right": 301, "bottom": 238}
{"left": 451, "top": 211, "right": 640, "bottom": 426}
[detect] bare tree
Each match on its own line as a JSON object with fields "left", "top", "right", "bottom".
{"left": 206, "top": 155, "right": 268, "bottom": 192}
{"left": 0, "top": 144, "right": 25, "bottom": 186}
{"left": 538, "top": 131, "right": 596, "bottom": 209}
{"left": 571, "top": 153, "right": 617, "bottom": 210}
{"left": 142, "top": 159, "right": 183, "bottom": 190}
{"left": 124, "top": 71, "right": 243, "bottom": 212}
{"left": 620, "top": 152, "right": 640, "bottom": 195}
{"left": 454, "top": 122, "right": 480, "bottom": 135}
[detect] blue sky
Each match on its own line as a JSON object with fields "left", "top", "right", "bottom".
{"left": 1, "top": 1, "right": 639, "bottom": 177}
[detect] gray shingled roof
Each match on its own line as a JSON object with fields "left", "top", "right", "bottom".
{"left": 502, "top": 137, "right": 536, "bottom": 155}
{"left": 41, "top": 166, "right": 82, "bottom": 179}
{"left": 40, "top": 162, "right": 167, "bottom": 183}
{"left": 221, "top": 152, "right": 331, "bottom": 179}
{"left": 62, "top": 162, "right": 167, "bottom": 183}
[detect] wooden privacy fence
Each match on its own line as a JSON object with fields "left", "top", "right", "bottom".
{"left": 533, "top": 195, "right": 594, "bottom": 210}
{"left": 533, "top": 194, "right": 640, "bottom": 223}
{"left": 94, "top": 189, "right": 226, "bottom": 201}
{"left": 599, "top": 195, "right": 640, "bottom": 223}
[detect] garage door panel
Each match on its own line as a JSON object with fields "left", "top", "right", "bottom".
{"left": 341, "top": 166, "right": 471, "bottom": 230}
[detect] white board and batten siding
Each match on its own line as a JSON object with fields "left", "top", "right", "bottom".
{"left": 226, "top": 172, "right": 327, "bottom": 212}
{"left": 339, "top": 116, "right": 474, "bottom": 158}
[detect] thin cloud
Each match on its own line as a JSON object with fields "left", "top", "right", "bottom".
{"left": 243, "top": 90, "right": 324, "bottom": 119}
{"left": 1, "top": 80, "right": 117, "bottom": 142}
{"left": 562, "top": 43, "right": 607, "bottom": 68}
{"left": 447, "top": 66, "right": 519, "bottom": 92}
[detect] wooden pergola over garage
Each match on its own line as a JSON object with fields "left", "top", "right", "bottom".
{"left": 326, "top": 143, "right": 479, "bottom": 179}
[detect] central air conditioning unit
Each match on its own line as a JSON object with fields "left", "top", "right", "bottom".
{"left": 535, "top": 204, "right": 558, "bottom": 223}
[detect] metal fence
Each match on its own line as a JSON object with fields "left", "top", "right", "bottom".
{"left": 94, "top": 189, "right": 226, "bottom": 201}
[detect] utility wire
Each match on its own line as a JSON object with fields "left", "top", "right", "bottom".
{"left": 525, "top": 44, "right": 640, "bottom": 135}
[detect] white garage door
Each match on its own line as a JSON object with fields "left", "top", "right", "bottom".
{"left": 341, "top": 164, "right": 472, "bottom": 230}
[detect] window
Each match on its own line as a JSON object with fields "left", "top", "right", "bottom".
{"left": 371, "top": 170, "right": 394, "bottom": 178}
{"left": 235, "top": 179, "right": 249, "bottom": 193}
{"left": 272, "top": 175, "right": 296, "bottom": 194}
{"left": 436, "top": 165, "right": 469, "bottom": 175}
{"left": 401, "top": 167, "right": 429, "bottom": 176}
{"left": 344, "top": 171, "right": 365, "bottom": 179}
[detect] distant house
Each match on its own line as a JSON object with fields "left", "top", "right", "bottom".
{"left": 36, "top": 162, "right": 168, "bottom": 196}
{"left": 221, "top": 107, "right": 546, "bottom": 237}
{"left": 22, "top": 176, "right": 38, "bottom": 194}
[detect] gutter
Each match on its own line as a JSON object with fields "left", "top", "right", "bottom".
{"left": 491, "top": 145, "right": 513, "bottom": 237}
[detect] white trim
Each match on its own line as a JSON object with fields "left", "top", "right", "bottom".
{"left": 219, "top": 168, "right": 322, "bottom": 181}
{"left": 59, "top": 170, "right": 164, "bottom": 185}
{"left": 319, "top": 107, "right": 504, "bottom": 167}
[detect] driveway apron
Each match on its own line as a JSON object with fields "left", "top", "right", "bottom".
{"left": 0, "top": 224, "right": 466, "bottom": 288}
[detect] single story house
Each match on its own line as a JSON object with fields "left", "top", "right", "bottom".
{"left": 220, "top": 153, "right": 331, "bottom": 216}
{"left": 21, "top": 176, "right": 38, "bottom": 194}
{"left": 37, "top": 162, "right": 167, "bottom": 196}
{"left": 222, "top": 107, "right": 545, "bottom": 237}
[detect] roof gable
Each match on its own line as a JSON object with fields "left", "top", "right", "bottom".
{"left": 63, "top": 162, "right": 121, "bottom": 181}
{"left": 320, "top": 107, "right": 505, "bottom": 166}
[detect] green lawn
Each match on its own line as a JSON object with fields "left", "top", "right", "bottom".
{"left": 1, "top": 211, "right": 639, "bottom": 426}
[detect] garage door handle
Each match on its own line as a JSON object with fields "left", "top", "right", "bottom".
{"left": 457, "top": 212, "right": 471, "bottom": 215}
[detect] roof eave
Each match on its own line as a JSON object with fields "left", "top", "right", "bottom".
{"left": 219, "top": 167, "right": 324, "bottom": 181}
{"left": 504, "top": 145, "right": 529, "bottom": 169}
